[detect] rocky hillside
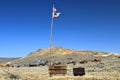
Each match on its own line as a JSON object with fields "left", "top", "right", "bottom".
{"left": 10, "top": 46, "right": 120, "bottom": 65}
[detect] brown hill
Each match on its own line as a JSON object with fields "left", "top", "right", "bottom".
{"left": 10, "top": 46, "right": 120, "bottom": 65}
{"left": 0, "top": 57, "right": 20, "bottom": 64}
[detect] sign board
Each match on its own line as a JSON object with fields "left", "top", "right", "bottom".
{"left": 73, "top": 67, "right": 85, "bottom": 76}
{"left": 49, "top": 65, "right": 67, "bottom": 76}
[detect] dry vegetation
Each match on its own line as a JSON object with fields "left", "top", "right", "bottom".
{"left": 0, "top": 65, "right": 120, "bottom": 80}
{"left": 0, "top": 47, "right": 120, "bottom": 80}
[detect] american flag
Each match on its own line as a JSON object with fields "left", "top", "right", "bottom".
{"left": 52, "top": 7, "right": 60, "bottom": 18}
{"left": 53, "top": 7, "right": 57, "bottom": 12}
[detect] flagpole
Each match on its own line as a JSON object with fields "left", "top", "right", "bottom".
{"left": 50, "top": 5, "right": 54, "bottom": 66}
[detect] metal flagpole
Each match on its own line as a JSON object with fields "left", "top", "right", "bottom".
{"left": 50, "top": 5, "right": 54, "bottom": 66}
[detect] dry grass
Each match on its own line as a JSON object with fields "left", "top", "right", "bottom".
{"left": 0, "top": 66, "right": 119, "bottom": 80}
{"left": 0, "top": 48, "right": 119, "bottom": 80}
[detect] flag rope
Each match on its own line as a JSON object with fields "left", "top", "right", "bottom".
{"left": 50, "top": 5, "right": 54, "bottom": 66}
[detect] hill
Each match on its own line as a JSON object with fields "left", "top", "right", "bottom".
{"left": 10, "top": 46, "right": 120, "bottom": 65}
{"left": 0, "top": 57, "right": 20, "bottom": 64}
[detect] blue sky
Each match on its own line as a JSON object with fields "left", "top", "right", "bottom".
{"left": 0, "top": 0, "right": 120, "bottom": 57}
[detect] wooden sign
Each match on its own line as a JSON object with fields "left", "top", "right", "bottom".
{"left": 49, "top": 65, "right": 67, "bottom": 76}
